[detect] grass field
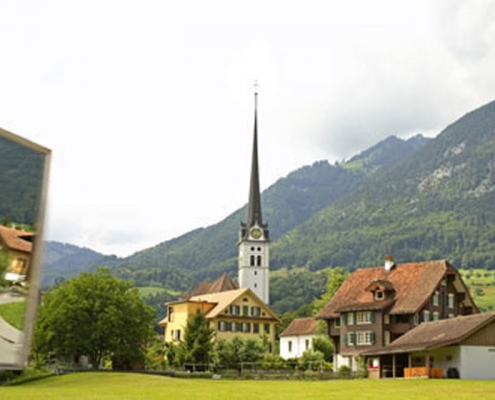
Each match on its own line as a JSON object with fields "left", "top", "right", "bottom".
{"left": 2, "top": 373, "right": 495, "bottom": 400}
{"left": 460, "top": 269, "right": 495, "bottom": 312}
{"left": 0, "top": 300, "right": 26, "bottom": 329}
{"left": 137, "top": 287, "right": 179, "bottom": 297}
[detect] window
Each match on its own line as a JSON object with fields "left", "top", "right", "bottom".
{"left": 448, "top": 293, "right": 455, "bottom": 309}
{"left": 356, "top": 331, "right": 375, "bottom": 345}
{"left": 384, "top": 314, "right": 390, "bottom": 325}
{"left": 356, "top": 312, "right": 374, "bottom": 325}
{"left": 229, "top": 305, "right": 240, "bottom": 315}
{"left": 251, "top": 306, "right": 261, "bottom": 316}
{"left": 257, "top": 255, "right": 262, "bottom": 266}
{"left": 344, "top": 332, "right": 356, "bottom": 346}
{"left": 250, "top": 255, "right": 255, "bottom": 266}
{"left": 423, "top": 310, "right": 430, "bottom": 322}
{"left": 346, "top": 312, "right": 355, "bottom": 325}
{"left": 374, "top": 290, "right": 384, "bottom": 300}
{"left": 253, "top": 323, "right": 260, "bottom": 333}
{"left": 168, "top": 306, "right": 174, "bottom": 322}
{"left": 413, "top": 314, "right": 419, "bottom": 325}
{"left": 242, "top": 323, "right": 251, "bottom": 332}
{"left": 305, "top": 339, "right": 310, "bottom": 350}
{"left": 175, "top": 329, "right": 181, "bottom": 341}
{"left": 384, "top": 330, "right": 391, "bottom": 345}
{"left": 433, "top": 312, "right": 439, "bottom": 321}
{"left": 264, "top": 324, "right": 270, "bottom": 334}
{"left": 288, "top": 340, "right": 292, "bottom": 353}
{"left": 432, "top": 291, "right": 439, "bottom": 306}
{"left": 243, "top": 306, "right": 249, "bottom": 316}
{"left": 335, "top": 318, "right": 340, "bottom": 328}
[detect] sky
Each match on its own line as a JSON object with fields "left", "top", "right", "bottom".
{"left": 1, "top": 0, "right": 495, "bottom": 257}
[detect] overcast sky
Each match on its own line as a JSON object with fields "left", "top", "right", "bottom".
{"left": 1, "top": 0, "right": 495, "bottom": 257}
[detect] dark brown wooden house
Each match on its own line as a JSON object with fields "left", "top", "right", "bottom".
{"left": 316, "top": 258, "right": 478, "bottom": 373}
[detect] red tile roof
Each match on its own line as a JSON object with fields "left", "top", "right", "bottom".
{"left": 183, "top": 273, "right": 238, "bottom": 299}
{"left": 317, "top": 260, "right": 475, "bottom": 319}
{"left": 0, "top": 225, "right": 34, "bottom": 254}
{"left": 279, "top": 317, "right": 319, "bottom": 337}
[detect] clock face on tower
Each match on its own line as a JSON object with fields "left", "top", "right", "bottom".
{"left": 250, "top": 228, "right": 262, "bottom": 239}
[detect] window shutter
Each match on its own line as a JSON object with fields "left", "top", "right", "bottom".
{"left": 370, "top": 332, "right": 375, "bottom": 345}
{"left": 343, "top": 313, "right": 348, "bottom": 325}
{"left": 351, "top": 332, "right": 356, "bottom": 345}
{"left": 370, "top": 312, "right": 375, "bottom": 323}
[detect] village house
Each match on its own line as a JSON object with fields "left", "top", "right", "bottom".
{"left": 317, "top": 257, "right": 478, "bottom": 374}
{"left": 0, "top": 224, "right": 35, "bottom": 283}
{"left": 279, "top": 317, "right": 318, "bottom": 359}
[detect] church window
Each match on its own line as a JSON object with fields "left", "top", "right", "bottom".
{"left": 257, "top": 255, "right": 262, "bottom": 266}
{"left": 257, "top": 247, "right": 261, "bottom": 251}
{"left": 250, "top": 255, "right": 255, "bottom": 266}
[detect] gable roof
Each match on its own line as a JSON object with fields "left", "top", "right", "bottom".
{"left": 317, "top": 260, "right": 475, "bottom": 319}
{"left": 182, "top": 273, "right": 238, "bottom": 299}
{"left": 280, "top": 317, "right": 318, "bottom": 337}
{"left": 363, "top": 312, "right": 495, "bottom": 355}
{"left": 189, "top": 288, "right": 279, "bottom": 321}
{"left": 0, "top": 225, "right": 34, "bottom": 254}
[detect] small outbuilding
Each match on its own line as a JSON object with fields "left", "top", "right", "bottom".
{"left": 279, "top": 317, "right": 318, "bottom": 359}
{"left": 362, "top": 312, "right": 495, "bottom": 380}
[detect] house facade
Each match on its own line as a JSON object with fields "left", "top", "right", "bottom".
{"left": 160, "top": 288, "right": 279, "bottom": 352}
{"left": 279, "top": 317, "right": 318, "bottom": 359}
{"left": 317, "top": 258, "right": 478, "bottom": 372}
{"left": 363, "top": 312, "right": 495, "bottom": 380}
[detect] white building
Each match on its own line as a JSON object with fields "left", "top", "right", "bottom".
{"left": 279, "top": 317, "right": 318, "bottom": 359}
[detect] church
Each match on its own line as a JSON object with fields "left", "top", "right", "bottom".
{"left": 159, "top": 88, "right": 279, "bottom": 351}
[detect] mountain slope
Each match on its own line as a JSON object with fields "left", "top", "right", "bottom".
{"left": 272, "top": 99, "right": 495, "bottom": 271}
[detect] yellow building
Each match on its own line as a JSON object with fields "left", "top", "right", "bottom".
{"left": 160, "top": 287, "right": 279, "bottom": 352}
{"left": 0, "top": 225, "right": 34, "bottom": 283}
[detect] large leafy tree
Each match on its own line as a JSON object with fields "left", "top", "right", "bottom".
{"left": 211, "top": 336, "right": 265, "bottom": 371}
{"left": 33, "top": 268, "right": 155, "bottom": 369}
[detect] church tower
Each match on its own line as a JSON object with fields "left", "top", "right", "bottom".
{"left": 238, "top": 86, "right": 270, "bottom": 304}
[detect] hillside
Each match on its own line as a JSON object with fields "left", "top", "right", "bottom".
{"left": 272, "top": 99, "right": 495, "bottom": 271}
{"left": 107, "top": 134, "right": 427, "bottom": 288}
{"left": 0, "top": 134, "right": 45, "bottom": 226}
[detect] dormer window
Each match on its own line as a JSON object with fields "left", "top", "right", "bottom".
{"left": 374, "top": 290, "right": 385, "bottom": 300}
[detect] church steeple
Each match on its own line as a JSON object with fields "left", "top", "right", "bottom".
{"left": 246, "top": 86, "right": 263, "bottom": 228}
{"left": 238, "top": 83, "right": 270, "bottom": 304}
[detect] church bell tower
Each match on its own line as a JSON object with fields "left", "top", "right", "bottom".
{"left": 238, "top": 85, "right": 270, "bottom": 304}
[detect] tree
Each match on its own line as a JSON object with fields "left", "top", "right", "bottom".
{"left": 312, "top": 336, "right": 333, "bottom": 362}
{"left": 33, "top": 268, "right": 155, "bottom": 369}
{"left": 178, "top": 310, "right": 215, "bottom": 368}
{"left": 211, "top": 336, "right": 265, "bottom": 371}
{"left": 312, "top": 267, "right": 348, "bottom": 314}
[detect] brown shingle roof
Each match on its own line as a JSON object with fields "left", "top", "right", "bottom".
{"left": 182, "top": 273, "right": 238, "bottom": 299}
{"left": 279, "top": 317, "right": 318, "bottom": 337}
{"left": 0, "top": 225, "right": 34, "bottom": 254}
{"left": 363, "top": 312, "right": 495, "bottom": 355}
{"left": 317, "top": 260, "right": 464, "bottom": 319}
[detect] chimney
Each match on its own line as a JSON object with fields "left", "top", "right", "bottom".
{"left": 384, "top": 255, "right": 395, "bottom": 272}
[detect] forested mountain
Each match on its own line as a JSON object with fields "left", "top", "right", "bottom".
{"left": 107, "top": 133, "right": 427, "bottom": 288}
{"left": 0, "top": 134, "right": 45, "bottom": 226}
{"left": 272, "top": 99, "right": 495, "bottom": 271}
{"left": 41, "top": 241, "right": 116, "bottom": 287}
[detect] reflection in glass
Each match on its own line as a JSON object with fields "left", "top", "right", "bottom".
{"left": 0, "top": 127, "right": 50, "bottom": 370}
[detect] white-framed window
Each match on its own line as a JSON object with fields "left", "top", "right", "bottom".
{"left": 251, "top": 306, "right": 261, "bottom": 316}
{"left": 448, "top": 313, "right": 455, "bottom": 319}
{"left": 432, "top": 291, "right": 439, "bottom": 306}
{"left": 242, "top": 323, "right": 251, "bottom": 333}
{"left": 229, "top": 305, "right": 240, "bottom": 315}
{"left": 448, "top": 293, "right": 455, "bottom": 309}
{"left": 356, "top": 311, "right": 373, "bottom": 325}
{"left": 433, "top": 311, "right": 439, "bottom": 321}
{"left": 423, "top": 310, "right": 430, "bottom": 322}
{"left": 218, "top": 321, "right": 226, "bottom": 331}
{"left": 356, "top": 331, "right": 375, "bottom": 345}
{"left": 347, "top": 312, "right": 355, "bottom": 325}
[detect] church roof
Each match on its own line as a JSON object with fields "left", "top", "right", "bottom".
{"left": 182, "top": 273, "right": 238, "bottom": 299}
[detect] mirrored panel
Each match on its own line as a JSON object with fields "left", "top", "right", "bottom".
{"left": 0, "top": 127, "right": 50, "bottom": 370}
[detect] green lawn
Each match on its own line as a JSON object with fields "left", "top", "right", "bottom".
{"left": 138, "top": 287, "right": 179, "bottom": 297}
{"left": 460, "top": 269, "right": 495, "bottom": 312}
{"left": 2, "top": 373, "right": 495, "bottom": 400}
{"left": 0, "top": 300, "right": 26, "bottom": 330}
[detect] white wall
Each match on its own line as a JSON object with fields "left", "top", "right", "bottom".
{"left": 430, "top": 346, "right": 461, "bottom": 377}
{"left": 280, "top": 334, "right": 315, "bottom": 359}
{"left": 460, "top": 346, "right": 495, "bottom": 380}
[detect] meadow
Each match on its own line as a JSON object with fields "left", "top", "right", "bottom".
{"left": 2, "top": 372, "right": 495, "bottom": 400}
